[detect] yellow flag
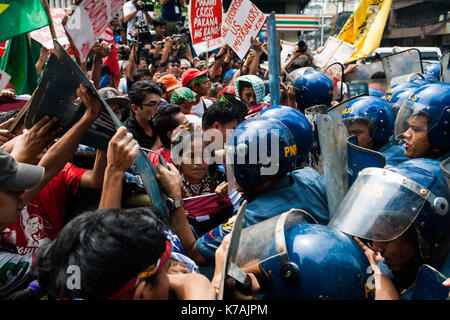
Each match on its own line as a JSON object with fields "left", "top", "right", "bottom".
{"left": 337, "top": 0, "right": 392, "bottom": 63}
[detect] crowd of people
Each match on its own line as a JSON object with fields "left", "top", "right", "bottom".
{"left": 0, "top": 0, "right": 449, "bottom": 301}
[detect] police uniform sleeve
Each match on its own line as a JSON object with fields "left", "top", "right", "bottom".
{"left": 195, "top": 218, "right": 235, "bottom": 265}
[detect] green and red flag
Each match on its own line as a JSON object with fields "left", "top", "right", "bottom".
{"left": 0, "top": 0, "right": 50, "bottom": 43}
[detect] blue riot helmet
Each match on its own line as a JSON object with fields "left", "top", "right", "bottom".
{"left": 226, "top": 118, "right": 297, "bottom": 190}
{"left": 410, "top": 78, "right": 431, "bottom": 86}
{"left": 259, "top": 105, "right": 313, "bottom": 163}
{"left": 293, "top": 71, "right": 333, "bottom": 113}
{"left": 239, "top": 211, "right": 372, "bottom": 300}
{"left": 424, "top": 62, "right": 441, "bottom": 79}
{"left": 223, "top": 69, "right": 238, "bottom": 85}
{"left": 329, "top": 158, "right": 450, "bottom": 270}
{"left": 383, "top": 81, "right": 422, "bottom": 102}
{"left": 394, "top": 83, "right": 450, "bottom": 150}
{"left": 341, "top": 96, "right": 396, "bottom": 145}
{"left": 385, "top": 87, "right": 420, "bottom": 115}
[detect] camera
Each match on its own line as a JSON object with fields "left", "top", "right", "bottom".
{"left": 176, "top": 16, "right": 191, "bottom": 45}
{"left": 133, "top": 0, "right": 155, "bottom": 12}
{"left": 134, "top": 21, "right": 152, "bottom": 43}
{"left": 297, "top": 40, "right": 308, "bottom": 54}
{"left": 141, "top": 47, "right": 152, "bottom": 65}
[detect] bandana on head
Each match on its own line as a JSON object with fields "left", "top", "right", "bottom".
{"left": 234, "top": 75, "right": 266, "bottom": 104}
{"left": 170, "top": 87, "right": 198, "bottom": 104}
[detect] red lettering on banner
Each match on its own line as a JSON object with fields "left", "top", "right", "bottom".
{"left": 84, "top": 0, "right": 109, "bottom": 35}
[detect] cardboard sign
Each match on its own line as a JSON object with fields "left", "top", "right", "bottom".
{"left": 30, "top": 8, "right": 70, "bottom": 49}
{"left": 65, "top": 0, "right": 124, "bottom": 62}
{"left": 189, "top": 0, "right": 223, "bottom": 55}
{"left": 0, "top": 69, "right": 11, "bottom": 91}
{"left": 222, "top": 0, "right": 266, "bottom": 60}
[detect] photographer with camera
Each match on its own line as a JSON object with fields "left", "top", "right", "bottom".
{"left": 160, "top": 0, "right": 186, "bottom": 36}
{"left": 123, "top": 0, "right": 155, "bottom": 43}
{"left": 282, "top": 40, "right": 315, "bottom": 74}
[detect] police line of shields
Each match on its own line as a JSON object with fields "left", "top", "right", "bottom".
{"left": 23, "top": 41, "right": 168, "bottom": 219}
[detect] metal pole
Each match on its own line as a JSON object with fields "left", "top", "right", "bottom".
{"left": 321, "top": 0, "right": 325, "bottom": 46}
{"left": 267, "top": 12, "right": 280, "bottom": 106}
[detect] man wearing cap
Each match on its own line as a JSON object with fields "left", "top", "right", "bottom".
{"left": 0, "top": 149, "right": 44, "bottom": 231}
{"left": 157, "top": 74, "right": 182, "bottom": 103}
{"left": 181, "top": 68, "right": 213, "bottom": 117}
{"left": 98, "top": 87, "right": 131, "bottom": 122}
{"left": 0, "top": 148, "right": 44, "bottom": 298}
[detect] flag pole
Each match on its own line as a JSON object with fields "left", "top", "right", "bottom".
{"left": 6, "top": 0, "right": 57, "bottom": 133}
{"left": 41, "top": 0, "right": 57, "bottom": 40}
{"left": 267, "top": 12, "right": 280, "bottom": 106}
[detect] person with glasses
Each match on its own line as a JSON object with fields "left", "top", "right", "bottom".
{"left": 124, "top": 80, "right": 163, "bottom": 150}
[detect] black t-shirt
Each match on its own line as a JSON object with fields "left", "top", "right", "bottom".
{"left": 123, "top": 113, "right": 156, "bottom": 150}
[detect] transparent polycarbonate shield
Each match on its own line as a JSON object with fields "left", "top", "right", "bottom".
{"left": 393, "top": 100, "right": 432, "bottom": 141}
{"left": 323, "top": 62, "right": 344, "bottom": 101}
{"left": 304, "top": 104, "right": 328, "bottom": 174}
{"left": 234, "top": 209, "right": 317, "bottom": 271}
{"left": 440, "top": 157, "right": 450, "bottom": 189}
{"left": 390, "top": 73, "right": 425, "bottom": 86}
{"left": 347, "top": 136, "right": 386, "bottom": 187}
{"left": 288, "top": 66, "right": 315, "bottom": 83}
{"left": 344, "top": 61, "right": 384, "bottom": 82}
{"left": 441, "top": 51, "right": 450, "bottom": 83}
{"left": 382, "top": 49, "right": 423, "bottom": 85}
{"left": 329, "top": 167, "right": 428, "bottom": 242}
{"left": 347, "top": 82, "right": 369, "bottom": 98}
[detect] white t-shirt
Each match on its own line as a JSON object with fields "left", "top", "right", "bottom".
{"left": 191, "top": 98, "right": 213, "bottom": 117}
{"left": 123, "top": 1, "right": 154, "bottom": 41}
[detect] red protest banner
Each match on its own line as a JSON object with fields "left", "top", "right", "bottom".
{"left": 65, "top": 0, "right": 124, "bottom": 62}
{"left": 189, "top": 0, "right": 222, "bottom": 45}
{"left": 30, "top": 8, "right": 70, "bottom": 49}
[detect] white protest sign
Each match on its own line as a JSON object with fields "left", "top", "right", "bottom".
{"left": 222, "top": 0, "right": 266, "bottom": 60}
{"left": 65, "top": 0, "right": 124, "bottom": 62}
{"left": 30, "top": 8, "right": 70, "bottom": 49}
{"left": 0, "top": 69, "right": 11, "bottom": 91}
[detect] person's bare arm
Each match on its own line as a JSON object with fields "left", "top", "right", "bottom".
{"left": 20, "top": 85, "right": 103, "bottom": 205}
{"left": 156, "top": 163, "right": 208, "bottom": 265}
{"left": 79, "top": 150, "right": 107, "bottom": 190}
{"left": 248, "top": 38, "right": 262, "bottom": 75}
{"left": 35, "top": 46, "right": 49, "bottom": 76}
{"left": 98, "top": 126, "right": 139, "bottom": 209}
{"left": 354, "top": 237, "right": 400, "bottom": 300}
{"left": 127, "top": 37, "right": 139, "bottom": 81}
{"left": 209, "top": 45, "right": 227, "bottom": 80}
{"left": 168, "top": 273, "right": 217, "bottom": 300}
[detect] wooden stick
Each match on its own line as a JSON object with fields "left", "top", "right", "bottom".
{"left": 40, "top": 0, "right": 57, "bottom": 40}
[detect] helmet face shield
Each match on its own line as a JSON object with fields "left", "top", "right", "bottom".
{"left": 394, "top": 101, "right": 432, "bottom": 141}
{"left": 235, "top": 210, "right": 316, "bottom": 271}
{"left": 329, "top": 167, "right": 431, "bottom": 242}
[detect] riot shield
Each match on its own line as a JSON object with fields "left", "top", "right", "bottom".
{"left": 389, "top": 73, "right": 425, "bottom": 86}
{"left": 323, "top": 62, "right": 344, "bottom": 101}
{"left": 440, "top": 156, "right": 450, "bottom": 189}
{"left": 344, "top": 61, "right": 384, "bottom": 82}
{"left": 304, "top": 104, "right": 328, "bottom": 174}
{"left": 347, "top": 136, "right": 386, "bottom": 187}
{"left": 25, "top": 41, "right": 168, "bottom": 218}
{"left": 412, "top": 265, "right": 449, "bottom": 300}
{"left": 234, "top": 209, "right": 317, "bottom": 271}
{"left": 441, "top": 51, "right": 450, "bottom": 83}
{"left": 218, "top": 200, "right": 250, "bottom": 300}
{"left": 382, "top": 49, "right": 423, "bottom": 85}
{"left": 287, "top": 66, "right": 315, "bottom": 83}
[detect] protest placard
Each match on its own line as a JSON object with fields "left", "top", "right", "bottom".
{"left": 64, "top": 0, "right": 124, "bottom": 62}
{"left": 222, "top": 0, "right": 266, "bottom": 60}
{"left": 0, "top": 69, "right": 11, "bottom": 91}
{"left": 30, "top": 8, "right": 70, "bottom": 49}
{"left": 314, "top": 36, "right": 356, "bottom": 69}
{"left": 189, "top": 0, "right": 223, "bottom": 55}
